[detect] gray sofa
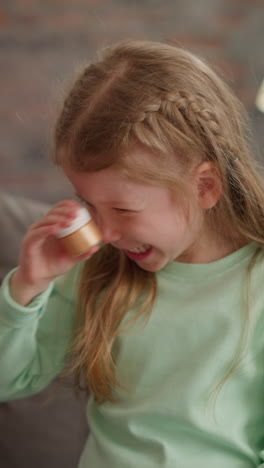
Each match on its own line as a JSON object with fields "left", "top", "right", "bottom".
{"left": 0, "top": 192, "right": 89, "bottom": 468}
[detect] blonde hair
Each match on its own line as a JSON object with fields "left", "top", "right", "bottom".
{"left": 53, "top": 40, "right": 264, "bottom": 403}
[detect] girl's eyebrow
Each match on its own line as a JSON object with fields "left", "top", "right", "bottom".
{"left": 75, "top": 192, "right": 133, "bottom": 206}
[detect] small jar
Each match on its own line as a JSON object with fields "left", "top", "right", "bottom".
{"left": 56, "top": 206, "right": 102, "bottom": 257}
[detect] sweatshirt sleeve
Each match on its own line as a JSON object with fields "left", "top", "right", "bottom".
{"left": 0, "top": 265, "right": 82, "bottom": 401}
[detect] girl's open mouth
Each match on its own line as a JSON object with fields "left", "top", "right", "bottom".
{"left": 124, "top": 246, "right": 153, "bottom": 261}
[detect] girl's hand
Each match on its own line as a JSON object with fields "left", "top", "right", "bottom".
{"left": 10, "top": 200, "right": 100, "bottom": 305}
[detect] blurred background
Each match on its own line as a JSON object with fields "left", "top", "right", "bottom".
{"left": 0, "top": 0, "right": 264, "bottom": 204}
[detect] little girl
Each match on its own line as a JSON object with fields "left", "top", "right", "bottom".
{"left": 1, "top": 40, "right": 264, "bottom": 468}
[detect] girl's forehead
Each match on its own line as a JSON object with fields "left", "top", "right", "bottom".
{"left": 66, "top": 165, "right": 131, "bottom": 188}
{"left": 63, "top": 143, "right": 178, "bottom": 203}
{"left": 65, "top": 165, "right": 151, "bottom": 203}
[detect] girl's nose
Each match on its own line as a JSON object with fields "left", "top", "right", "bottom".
{"left": 99, "top": 219, "right": 121, "bottom": 244}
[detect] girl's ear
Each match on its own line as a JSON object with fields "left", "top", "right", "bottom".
{"left": 193, "top": 161, "right": 222, "bottom": 210}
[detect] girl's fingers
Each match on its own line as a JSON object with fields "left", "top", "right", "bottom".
{"left": 46, "top": 207, "right": 77, "bottom": 220}
{"left": 46, "top": 203, "right": 79, "bottom": 217}
{"left": 31, "top": 207, "right": 80, "bottom": 230}
{"left": 32, "top": 214, "right": 74, "bottom": 230}
{"left": 54, "top": 199, "right": 80, "bottom": 208}
{"left": 29, "top": 200, "right": 82, "bottom": 232}
{"left": 22, "top": 225, "right": 58, "bottom": 253}
{"left": 20, "top": 200, "right": 91, "bottom": 262}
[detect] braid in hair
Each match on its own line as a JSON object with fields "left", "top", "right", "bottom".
{"left": 128, "top": 89, "right": 262, "bottom": 236}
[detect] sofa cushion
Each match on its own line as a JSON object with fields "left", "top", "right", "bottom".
{"left": 0, "top": 192, "right": 50, "bottom": 282}
{"left": 0, "top": 192, "right": 89, "bottom": 468}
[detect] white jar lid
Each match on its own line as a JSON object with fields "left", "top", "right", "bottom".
{"left": 56, "top": 206, "right": 92, "bottom": 238}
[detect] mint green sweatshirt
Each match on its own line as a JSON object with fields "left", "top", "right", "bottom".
{"left": 1, "top": 243, "right": 264, "bottom": 467}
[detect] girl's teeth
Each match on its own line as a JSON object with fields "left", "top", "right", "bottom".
{"left": 128, "top": 244, "right": 150, "bottom": 254}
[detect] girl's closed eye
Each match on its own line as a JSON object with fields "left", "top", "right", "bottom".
{"left": 113, "top": 207, "right": 139, "bottom": 215}
{"left": 76, "top": 196, "right": 137, "bottom": 216}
